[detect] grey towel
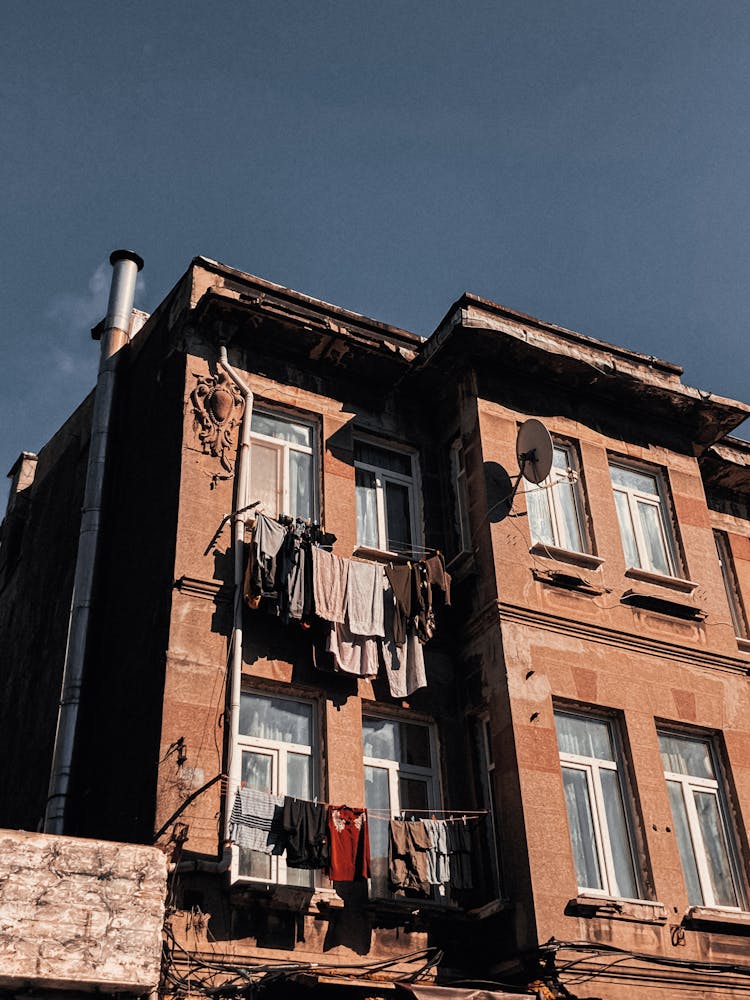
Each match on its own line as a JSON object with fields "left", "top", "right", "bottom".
{"left": 347, "top": 560, "right": 385, "bottom": 637}
{"left": 423, "top": 819, "right": 450, "bottom": 886}
{"left": 312, "top": 547, "right": 349, "bottom": 623}
{"left": 230, "top": 788, "right": 284, "bottom": 854}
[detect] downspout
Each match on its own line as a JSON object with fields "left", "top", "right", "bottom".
{"left": 217, "top": 346, "right": 253, "bottom": 849}
{"left": 44, "top": 250, "right": 144, "bottom": 834}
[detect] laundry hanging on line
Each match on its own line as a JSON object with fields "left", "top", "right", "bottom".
{"left": 243, "top": 512, "right": 451, "bottom": 698}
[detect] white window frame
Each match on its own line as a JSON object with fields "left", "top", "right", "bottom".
{"left": 250, "top": 408, "right": 318, "bottom": 521}
{"left": 714, "top": 530, "right": 749, "bottom": 640}
{"left": 362, "top": 714, "right": 441, "bottom": 899}
{"left": 231, "top": 690, "right": 319, "bottom": 887}
{"left": 609, "top": 460, "right": 678, "bottom": 576}
{"left": 527, "top": 441, "right": 588, "bottom": 554}
{"left": 556, "top": 712, "right": 642, "bottom": 900}
{"left": 660, "top": 732, "right": 745, "bottom": 910}
{"left": 354, "top": 436, "right": 421, "bottom": 553}
{"left": 450, "top": 440, "right": 472, "bottom": 555}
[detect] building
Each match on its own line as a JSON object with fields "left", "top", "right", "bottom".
{"left": 2, "top": 251, "right": 750, "bottom": 999}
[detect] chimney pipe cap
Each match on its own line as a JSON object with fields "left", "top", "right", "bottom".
{"left": 109, "top": 249, "right": 144, "bottom": 271}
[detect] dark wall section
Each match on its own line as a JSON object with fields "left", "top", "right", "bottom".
{"left": 69, "top": 324, "right": 185, "bottom": 844}
{"left": 0, "top": 396, "right": 93, "bottom": 829}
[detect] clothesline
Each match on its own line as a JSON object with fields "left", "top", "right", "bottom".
{"left": 237, "top": 788, "right": 485, "bottom": 822}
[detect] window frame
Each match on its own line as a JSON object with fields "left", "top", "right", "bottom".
{"left": 555, "top": 709, "right": 644, "bottom": 901}
{"left": 527, "top": 439, "right": 589, "bottom": 555}
{"left": 354, "top": 435, "right": 422, "bottom": 554}
{"left": 249, "top": 406, "right": 319, "bottom": 521}
{"left": 230, "top": 689, "right": 320, "bottom": 887}
{"left": 659, "top": 729, "right": 746, "bottom": 911}
{"left": 450, "top": 439, "right": 472, "bottom": 555}
{"left": 714, "top": 530, "right": 749, "bottom": 640}
{"left": 609, "top": 459, "right": 679, "bottom": 577}
{"left": 362, "top": 712, "right": 441, "bottom": 898}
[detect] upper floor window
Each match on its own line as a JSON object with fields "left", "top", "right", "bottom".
{"left": 527, "top": 443, "right": 587, "bottom": 554}
{"left": 555, "top": 710, "right": 642, "bottom": 900}
{"left": 250, "top": 410, "right": 316, "bottom": 521}
{"left": 450, "top": 440, "right": 472, "bottom": 554}
{"left": 234, "top": 691, "right": 317, "bottom": 887}
{"left": 659, "top": 731, "right": 744, "bottom": 909}
{"left": 354, "top": 439, "right": 419, "bottom": 553}
{"left": 362, "top": 715, "right": 439, "bottom": 897}
{"left": 609, "top": 461, "right": 677, "bottom": 576}
{"left": 714, "top": 531, "right": 748, "bottom": 640}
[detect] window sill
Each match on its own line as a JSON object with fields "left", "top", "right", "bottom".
{"left": 530, "top": 542, "right": 604, "bottom": 570}
{"left": 566, "top": 895, "right": 668, "bottom": 924}
{"left": 532, "top": 566, "right": 608, "bottom": 597}
{"left": 624, "top": 566, "right": 698, "bottom": 594}
{"left": 230, "top": 880, "right": 316, "bottom": 911}
{"left": 353, "top": 545, "right": 416, "bottom": 563}
{"left": 620, "top": 586, "right": 706, "bottom": 622}
{"left": 683, "top": 906, "right": 750, "bottom": 933}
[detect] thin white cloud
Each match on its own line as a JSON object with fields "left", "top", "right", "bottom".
{"left": 46, "top": 262, "right": 146, "bottom": 376}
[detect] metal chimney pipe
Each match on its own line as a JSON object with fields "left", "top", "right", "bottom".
{"left": 44, "top": 249, "right": 143, "bottom": 834}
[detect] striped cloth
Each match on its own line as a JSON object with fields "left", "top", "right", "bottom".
{"left": 230, "top": 788, "right": 284, "bottom": 854}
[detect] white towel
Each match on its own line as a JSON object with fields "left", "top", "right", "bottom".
{"left": 328, "top": 621, "right": 380, "bottom": 677}
{"left": 346, "top": 560, "right": 385, "bottom": 637}
{"left": 380, "top": 577, "right": 426, "bottom": 698}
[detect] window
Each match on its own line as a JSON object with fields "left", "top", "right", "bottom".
{"left": 250, "top": 410, "right": 316, "bottom": 520}
{"left": 362, "top": 715, "right": 439, "bottom": 897}
{"left": 659, "top": 731, "right": 744, "bottom": 909}
{"left": 555, "top": 711, "right": 642, "bottom": 899}
{"left": 234, "top": 691, "right": 317, "bottom": 886}
{"left": 354, "top": 439, "right": 419, "bottom": 552}
{"left": 450, "top": 441, "right": 472, "bottom": 554}
{"left": 527, "top": 443, "right": 587, "bottom": 553}
{"left": 609, "top": 462, "right": 677, "bottom": 576}
{"left": 714, "top": 531, "right": 748, "bottom": 640}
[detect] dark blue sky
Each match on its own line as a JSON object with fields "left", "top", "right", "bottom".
{"left": 3, "top": 1, "right": 750, "bottom": 498}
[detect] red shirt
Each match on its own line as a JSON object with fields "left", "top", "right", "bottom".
{"left": 327, "top": 806, "right": 371, "bottom": 881}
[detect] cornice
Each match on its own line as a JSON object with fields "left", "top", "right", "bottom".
{"left": 461, "top": 598, "right": 750, "bottom": 675}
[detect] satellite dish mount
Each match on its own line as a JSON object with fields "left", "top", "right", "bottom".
{"left": 506, "top": 419, "right": 554, "bottom": 509}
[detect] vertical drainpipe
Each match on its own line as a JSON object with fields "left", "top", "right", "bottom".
{"left": 44, "top": 250, "right": 144, "bottom": 835}
{"left": 217, "top": 346, "right": 253, "bottom": 848}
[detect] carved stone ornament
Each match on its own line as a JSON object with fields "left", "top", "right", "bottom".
{"left": 190, "top": 370, "right": 245, "bottom": 473}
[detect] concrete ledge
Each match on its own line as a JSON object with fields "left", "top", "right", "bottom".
{"left": 0, "top": 829, "right": 167, "bottom": 993}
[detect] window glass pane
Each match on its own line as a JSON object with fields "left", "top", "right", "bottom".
{"left": 355, "top": 440, "right": 412, "bottom": 476}
{"left": 694, "top": 790, "right": 738, "bottom": 907}
{"left": 252, "top": 412, "right": 312, "bottom": 447}
{"left": 667, "top": 780, "right": 704, "bottom": 906}
{"left": 239, "top": 694, "right": 312, "bottom": 745}
{"left": 238, "top": 847, "right": 272, "bottom": 879}
{"left": 355, "top": 468, "right": 379, "bottom": 548}
{"left": 365, "top": 765, "right": 391, "bottom": 896}
{"left": 562, "top": 766, "right": 603, "bottom": 890}
{"left": 658, "top": 734, "right": 714, "bottom": 780}
{"left": 637, "top": 500, "right": 671, "bottom": 575}
{"left": 552, "top": 446, "right": 571, "bottom": 473}
{"left": 555, "top": 714, "right": 614, "bottom": 761}
{"left": 289, "top": 450, "right": 313, "bottom": 521}
{"left": 287, "top": 753, "right": 312, "bottom": 800}
{"left": 250, "top": 441, "right": 281, "bottom": 516}
{"left": 363, "top": 717, "right": 398, "bottom": 761}
{"left": 527, "top": 486, "right": 554, "bottom": 547}
{"left": 600, "top": 768, "right": 639, "bottom": 898}
{"left": 399, "top": 777, "right": 430, "bottom": 812}
{"left": 610, "top": 465, "right": 659, "bottom": 495}
{"left": 554, "top": 478, "right": 584, "bottom": 553}
{"left": 613, "top": 490, "right": 641, "bottom": 568}
{"left": 385, "top": 480, "right": 412, "bottom": 550}
{"left": 241, "top": 750, "right": 272, "bottom": 791}
{"left": 401, "top": 722, "right": 431, "bottom": 768}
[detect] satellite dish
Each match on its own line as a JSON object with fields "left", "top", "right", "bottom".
{"left": 516, "top": 419, "right": 553, "bottom": 485}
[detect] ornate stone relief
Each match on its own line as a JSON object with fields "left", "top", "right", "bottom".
{"left": 190, "top": 370, "right": 245, "bottom": 473}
